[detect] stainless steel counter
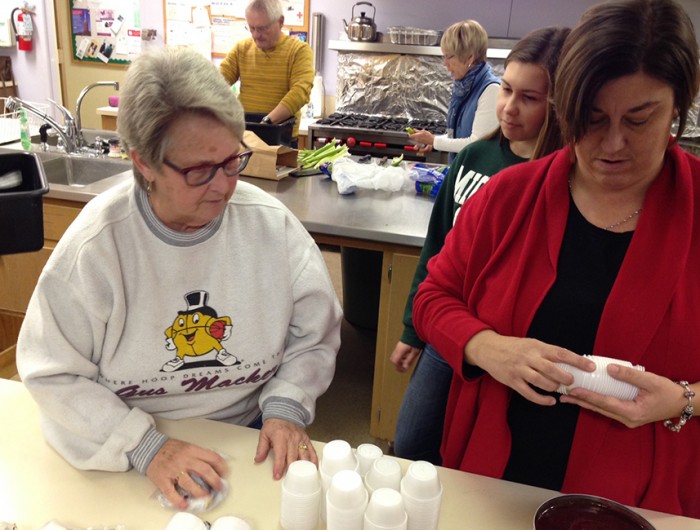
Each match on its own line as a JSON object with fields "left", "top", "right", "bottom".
{"left": 45, "top": 172, "right": 433, "bottom": 248}
{"left": 243, "top": 175, "right": 433, "bottom": 248}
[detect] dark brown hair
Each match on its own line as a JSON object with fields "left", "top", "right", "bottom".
{"left": 486, "top": 26, "right": 571, "bottom": 160}
{"left": 555, "top": 0, "right": 700, "bottom": 145}
{"left": 509, "top": 26, "right": 571, "bottom": 159}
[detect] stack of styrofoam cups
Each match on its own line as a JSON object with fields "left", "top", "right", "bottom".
{"left": 556, "top": 355, "right": 645, "bottom": 400}
{"left": 364, "top": 487, "right": 408, "bottom": 530}
{"left": 356, "top": 443, "right": 384, "bottom": 477}
{"left": 280, "top": 459, "right": 322, "bottom": 530}
{"left": 326, "top": 469, "right": 369, "bottom": 530}
{"left": 209, "top": 516, "right": 253, "bottom": 530}
{"left": 400, "top": 461, "right": 443, "bottom": 530}
{"left": 320, "top": 440, "right": 360, "bottom": 522}
{"left": 164, "top": 512, "right": 209, "bottom": 530}
{"left": 365, "top": 456, "right": 402, "bottom": 495}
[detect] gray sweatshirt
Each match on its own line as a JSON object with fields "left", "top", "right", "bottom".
{"left": 17, "top": 179, "right": 342, "bottom": 473}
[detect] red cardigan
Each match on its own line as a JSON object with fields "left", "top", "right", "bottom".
{"left": 413, "top": 144, "right": 700, "bottom": 517}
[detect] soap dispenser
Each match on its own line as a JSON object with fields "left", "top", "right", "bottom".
{"left": 20, "top": 109, "right": 31, "bottom": 150}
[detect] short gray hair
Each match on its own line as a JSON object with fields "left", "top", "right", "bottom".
{"left": 246, "top": 0, "right": 283, "bottom": 22}
{"left": 117, "top": 46, "right": 245, "bottom": 190}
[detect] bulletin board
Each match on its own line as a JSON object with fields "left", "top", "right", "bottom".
{"left": 70, "top": 1, "right": 144, "bottom": 65}
{"left": 164, "top": 0, "right": 310, "bottom": 60}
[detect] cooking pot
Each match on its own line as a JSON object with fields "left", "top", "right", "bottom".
{"left": 343, "top": 2, "right": 377, "bottom": 42}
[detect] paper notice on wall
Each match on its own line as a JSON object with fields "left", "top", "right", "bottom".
{"left": 166, "top": 0, "right": 192, "bottom": 22}
{"left": 211, "top": 0, "right": 246, "bottom": 18}
{"left": 191, "top": 26, "right": 213, "bottom": 58}
{"left": 283, "top": 0, "right": 306, "bottom": 27}
{"left": 211, "top": 18, "right": 248, "bottom": 55}
{"left": 167, "top": 21, "right": 212, "bottom": 58}
{"left": 166, "top": 21, "right": 192, "bottom": 47}
{"left": 75, "top": 37, "right": 90, "bottom": 59}
{"left": 192, "top": 6, "right": 211, "bottom": 28}
{"left": 110, "top": 14, "right": 125, "bottom": 35}
{"left": 127, "top": 29, "right": 141, "bottom": 55}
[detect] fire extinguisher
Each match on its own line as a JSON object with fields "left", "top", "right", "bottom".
{"left": 11, "top": 7, "right": 34, "bottom": 52}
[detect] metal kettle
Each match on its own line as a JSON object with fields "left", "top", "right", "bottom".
{"left": 343, "top": 2, "right": 377, "bottom": 42}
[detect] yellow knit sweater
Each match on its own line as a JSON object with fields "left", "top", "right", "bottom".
{"left": 219, "top": 35, "right": 314, "bottom": 138}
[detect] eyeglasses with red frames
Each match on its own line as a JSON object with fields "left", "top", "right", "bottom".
{"left": 163, "top": 143, "right": 253, "bottom": 187}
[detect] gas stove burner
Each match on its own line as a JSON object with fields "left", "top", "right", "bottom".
{"left": 315, "top": 113, "right": 447, "bottom": 135}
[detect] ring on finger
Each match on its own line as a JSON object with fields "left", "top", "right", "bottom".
{"left": 298, "top": 442, "right": 308, "bottom": 451}
{"left": 175, "top": 470, "right": 188, "bottom": 483}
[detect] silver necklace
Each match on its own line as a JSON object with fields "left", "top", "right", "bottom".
{"left": 568, "top": 178, "right": 642, "bottom": 231}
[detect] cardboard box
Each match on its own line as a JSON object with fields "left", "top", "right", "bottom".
{"left": 241, "top": 131, "right": 298, "bottom": 180}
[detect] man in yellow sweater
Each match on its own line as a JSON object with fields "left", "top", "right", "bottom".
{"left": 220, "top": 0, "right": 314, "bottom": 145}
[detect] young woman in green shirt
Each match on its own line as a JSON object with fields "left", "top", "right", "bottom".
{"left": 391, "top": 26, "right": 571, "bottom": 464}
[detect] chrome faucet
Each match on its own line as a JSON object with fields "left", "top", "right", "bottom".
{"left": 5, "top": 81, "right": 119, "bottom": 155}
{"left": 75, "top": 81, "right": 119, "bottom": 141}
{"left": 4, "top": 96, "right": 79, "bottom": 153}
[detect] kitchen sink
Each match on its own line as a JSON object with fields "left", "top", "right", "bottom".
{"left": 41, "top": 155, "right": 132, "bottom": 186}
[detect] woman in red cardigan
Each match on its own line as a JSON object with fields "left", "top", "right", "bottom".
{"left": 413, "top": 0, "right": 700, "bottom": 518}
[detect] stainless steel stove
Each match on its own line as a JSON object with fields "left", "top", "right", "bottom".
{"left": 308, "top": 113, "right": 449, "bottom": 164}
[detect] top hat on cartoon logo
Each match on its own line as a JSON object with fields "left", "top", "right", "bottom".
{"left": 180, "top": 290, "right": 218, "bottom": 318}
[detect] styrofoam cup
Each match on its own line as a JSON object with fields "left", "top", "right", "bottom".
{"left": 164, "top": 512, "right": 208, "bottom": 530}
{"left": 364, "top": 487, "right": 407, "bottom": 530}
{"left": 557, "top": 355, "right": 644, "bottom": 400}
{"left": 209, "top": 516, "right": 252, "bottom": 530}
{"left": 400, "top": 461, "right": 441, "bottom": 499}
{"left": 357, "top": 443, "right": 383, "bottom": 476}
{"left": 284, "top": 460, "right": 321, "bottom": 495}
{"left": 326, "top": 470, "right": 368, "bottom": 530}
{"left": 365, "top": 456, "right": 402, "bottom": 494}
{"left": 401, "top": 490, "right": 442, "bottom": 530}
{"left": 280, "top": 460, "right": 322, "bottom": 530}
{"left": 327, "top": 470, "right": 366, "bottom": 509}
{"left": 321, "top": 440, "right": 359, "bottom": 476}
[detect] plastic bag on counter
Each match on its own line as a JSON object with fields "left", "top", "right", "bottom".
{"left": 156, "top": 474, "right": 229, "bottom": 513}
{"left": 326, "top": 157, "right": 410, "bottom": 195}
{"left": 409, "top": 163, "right": 448, "bottom": 198}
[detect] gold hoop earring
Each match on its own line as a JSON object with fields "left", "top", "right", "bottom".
{"left": 146, "top": 180, "right": 152, "bottom": 194}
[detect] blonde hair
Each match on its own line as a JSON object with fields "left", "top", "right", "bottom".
{"left": 441, "top": 20, "right": 488, "bottom": 63}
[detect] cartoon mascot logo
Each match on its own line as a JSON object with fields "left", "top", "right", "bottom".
{"left": 161, "top": 290, "right": 239, "bottom": 372}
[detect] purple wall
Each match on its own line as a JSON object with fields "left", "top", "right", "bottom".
{"left": 312, "top": 0, "right": 598, "bottom": 95}
{"left": 313, "top": 0, "right": 700, "bottom": 96}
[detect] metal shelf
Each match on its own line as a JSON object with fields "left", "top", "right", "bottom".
{"left": 328, "top": 39, "right": 514, "bottom": 59}
{"left": 328, "top": 39, "right": 443, "bottom": 56}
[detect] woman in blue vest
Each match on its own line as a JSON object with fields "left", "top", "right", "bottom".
{"left": 408, "top": 20, "right": 500, "bottom": 161}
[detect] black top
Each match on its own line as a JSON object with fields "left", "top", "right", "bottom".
{"left": 501, "top": 195, "right": 633, "bottom": 490}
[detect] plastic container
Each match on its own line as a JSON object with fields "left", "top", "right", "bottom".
{"left": 0, "top": 151, "right": 49, "bottom": 254}
{"left": 388, "top": 27, "right": 441, "bottom": 46}
{"left": 244, "top": 112, "right": 296, "bottom": 147}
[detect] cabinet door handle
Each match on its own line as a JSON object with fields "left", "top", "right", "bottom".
{"left": 387, "top": 263, "right": 393, "bottom": 283}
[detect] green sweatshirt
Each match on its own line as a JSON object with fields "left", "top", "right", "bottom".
{"left": 400, "top": 137, "right": 527, "bottom": 348}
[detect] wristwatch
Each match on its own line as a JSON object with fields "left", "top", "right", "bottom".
{"left": 261, "top": 115, "right": 272, "bottom": 124}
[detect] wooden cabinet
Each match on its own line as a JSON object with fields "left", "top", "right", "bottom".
{"left": 96, "top": 107, "right": 118, "bottom": 131}
{"left": 370, "top": 251, "right": 420, "bottom": 441}
{"left": 0, "top": 198, "right": 83, "bottom": 379}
